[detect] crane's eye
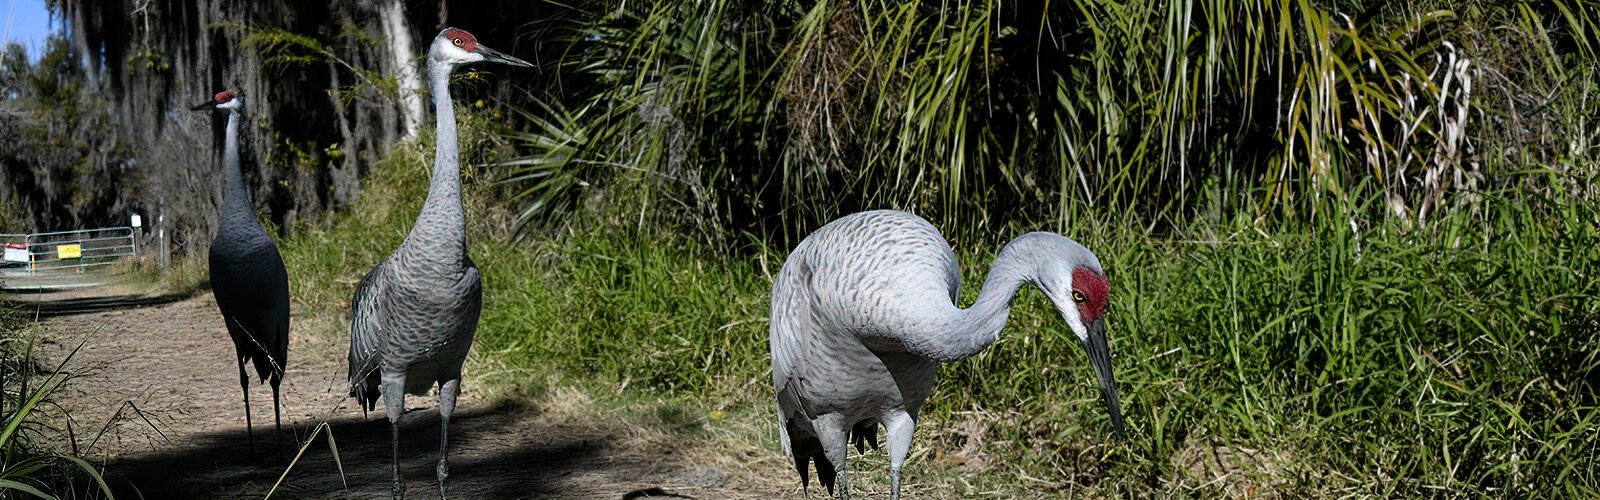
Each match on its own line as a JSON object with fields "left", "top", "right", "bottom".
{"left": 1072, "top": 291, "right": 1086, "bottom": 303}
{"left": 452, "top": 37, "right": 464, "bottom": 47}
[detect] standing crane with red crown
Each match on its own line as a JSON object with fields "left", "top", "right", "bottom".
{"left": 194, "top": 89, "right": 290, "bottom": 460}
{"left": 345, "top": 27, "right": 531, "bottom": 499}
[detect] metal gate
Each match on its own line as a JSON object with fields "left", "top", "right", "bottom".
{"left": 1, "top": 227, "right": 138, "bottom": 276}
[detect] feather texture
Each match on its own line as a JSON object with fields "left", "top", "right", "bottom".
{"left": 770, "top": 210, "right": 1118, "bottom": 499}
{"left": 205, "top": 94, "right": 290, "bottom": 456}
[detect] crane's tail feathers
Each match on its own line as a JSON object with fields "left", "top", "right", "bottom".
{"left": 791, "top": 446, "right": 810, "bottom": 492}
{"left": 347, "top": 357, "right": 382, "bottom": 413}
{"left": 850, "top": 419, "right": 879, "bottom": 454}
{"left": 787, "top": 418, "right": 837, "bottom": 495}
{"left": 229, "top": 317, "right": 288, "bottom": 383}
{"left": 815, "top": 451, "right": 837, "bottom": 495}
{"left": 350, "top": 381, "right": 380, "bottom": 413}
{"left": 255, "top": 353, "right": 285, "bottom": 387}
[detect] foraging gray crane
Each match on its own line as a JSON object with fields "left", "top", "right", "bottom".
{"left": 192, "top": 90, "right": 290, "bottom": 457}
{"left": 346, "top": 27, "right": 530, "bottom": 499}
{"left": 770, "top": 210, "right": 1127, "bottom": 499}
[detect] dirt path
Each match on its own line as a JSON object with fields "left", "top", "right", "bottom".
{"left": 24, "top": 286, "right": 767, "bottom": 499}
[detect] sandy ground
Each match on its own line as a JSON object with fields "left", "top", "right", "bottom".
{"left": 15, "top": 281, "right": 770, "bottom": 499}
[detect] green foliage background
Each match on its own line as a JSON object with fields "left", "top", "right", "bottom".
{"left": 499, "top": 0, "right": 1599, "bottom": 244}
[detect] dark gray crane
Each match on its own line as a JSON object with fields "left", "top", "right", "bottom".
{"left": 345, "top": 27, "right": 530, "bottom": 499}
{"left": 770, "top": 210, "right": 1127, "bottom": 499}
{"left": 193, "top": 90, "right": 290, "bottom": 458}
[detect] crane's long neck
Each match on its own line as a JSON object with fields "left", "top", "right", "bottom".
{"left": 921, "top": 237, "right": 1039, "bottom": 362}
{"left": 220, "top": 109, "right": 254, "bottom": 224}
{"left": 406, "top": 59, "right": 468, "bottom": 260}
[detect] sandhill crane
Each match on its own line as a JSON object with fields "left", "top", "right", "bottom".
{"left": 192, "top": 90, "right": 290, "bottom": 458}
{"left": 770, "top": 210, "right": 1127, "bottom": 499}
{"left": 346, "top": 27, "right": 530, "bottom": 499}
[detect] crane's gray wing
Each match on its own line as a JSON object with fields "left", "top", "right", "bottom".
{"left": 263, "top": 242, "right": 291, "bottom": 383}
{"left": 347, "top": 260, "right": 386, "bottom": 410}
{"left": 800, "top": 214, "right": 966, "bottom": 362}
{"left": 770, "top": 257, "right": 819, "bottom": 457}
{"left": 211, "top": 238, "right": 293, "bottom": 383}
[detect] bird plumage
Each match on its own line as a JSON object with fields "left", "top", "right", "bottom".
{"left": 347, "top": 264, "right": 385, "bottom": 414}
{"left": 771, "top": 210, "right": 1125, "bottom": 499}
{"left": 198, "top": 90, "right": 290, "bottom": 457}
{"left": 345, "top": 27, "right": 525, "bottom": 500}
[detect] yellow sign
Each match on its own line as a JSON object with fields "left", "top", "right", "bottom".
{"left": 57, "top": 244, "right": 81, "bottom": 259}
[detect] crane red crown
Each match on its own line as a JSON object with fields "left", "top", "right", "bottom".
{"left": 1072, "top": 267, "right": 1109, "bottom": 321}
{"left": 214, "top": 90, "right": 236, "bottom": 103}
{"left": 444, "top": 28, "right": 479, "bottom": 52}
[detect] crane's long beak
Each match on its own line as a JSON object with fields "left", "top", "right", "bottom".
{"left": 477, "top": 46, "right": 534, "bottom": 68}
{"left": 1082, "top": 317, "right": 1127, "bottom": 440}
{"left": 190, "top": 100, "right": 216, "bottom": 111}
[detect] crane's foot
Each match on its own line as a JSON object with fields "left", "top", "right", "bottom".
{"left": 391, "top": 479, "right": 405, "bottom": 500}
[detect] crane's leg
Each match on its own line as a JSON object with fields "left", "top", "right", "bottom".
{"left": 237, "top": 357, "right": 256, "bottom": 459}
{"left": 882, "top": 411, "right": 917, "bottom": 500}
{"left": 813, "top": 414, "right": 850, "bottom": 500}
{"left": 383, "top": 371, "right": 407, "bottom": 500}
{"left": 271, "top": 377, "right": 283, "bottom": 452}
{"left": 437, "top": 378, "right": 460, "bottom": 499}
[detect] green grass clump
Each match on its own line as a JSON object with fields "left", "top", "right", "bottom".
{"left": 938, "top": 196, "right": 1600, "bottom": 495}
{"left": 474, "top": 226, "right": 772, "bottom": 397}
{"left": 277, "top": 141, "right": 430, "bottom": 320}
{"left": 0, "top": 312, "right": 116, "bottom": 499}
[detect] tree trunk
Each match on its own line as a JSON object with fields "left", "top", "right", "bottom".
{"left": 381, "top": 0, "right": 425, "bottom": 139}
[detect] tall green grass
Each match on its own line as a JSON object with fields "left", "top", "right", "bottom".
{"left": 0, "top": 311, "right": 116, "bottom": 500}
{"left": 941, "top": 194, "right": 1600, "bottom": 495}
{"left": 500, "top": 0, "right": 1599, "bottom": 244}
{"left": 474, "top": 225, "right": 772, "bottom": 397}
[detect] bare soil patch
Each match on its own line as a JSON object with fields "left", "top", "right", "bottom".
{"left": 25, "top": 288, "right": 770, "bottom": 499}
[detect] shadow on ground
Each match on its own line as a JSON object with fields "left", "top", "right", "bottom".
{"left": 27, "top": 290, "right": 749, "bottom": 499}
{"left": 103, "top": 400, "right": 646, "bottom": 499}
{"left": 5, "top": 293, "right": 185, "bottom": 316}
